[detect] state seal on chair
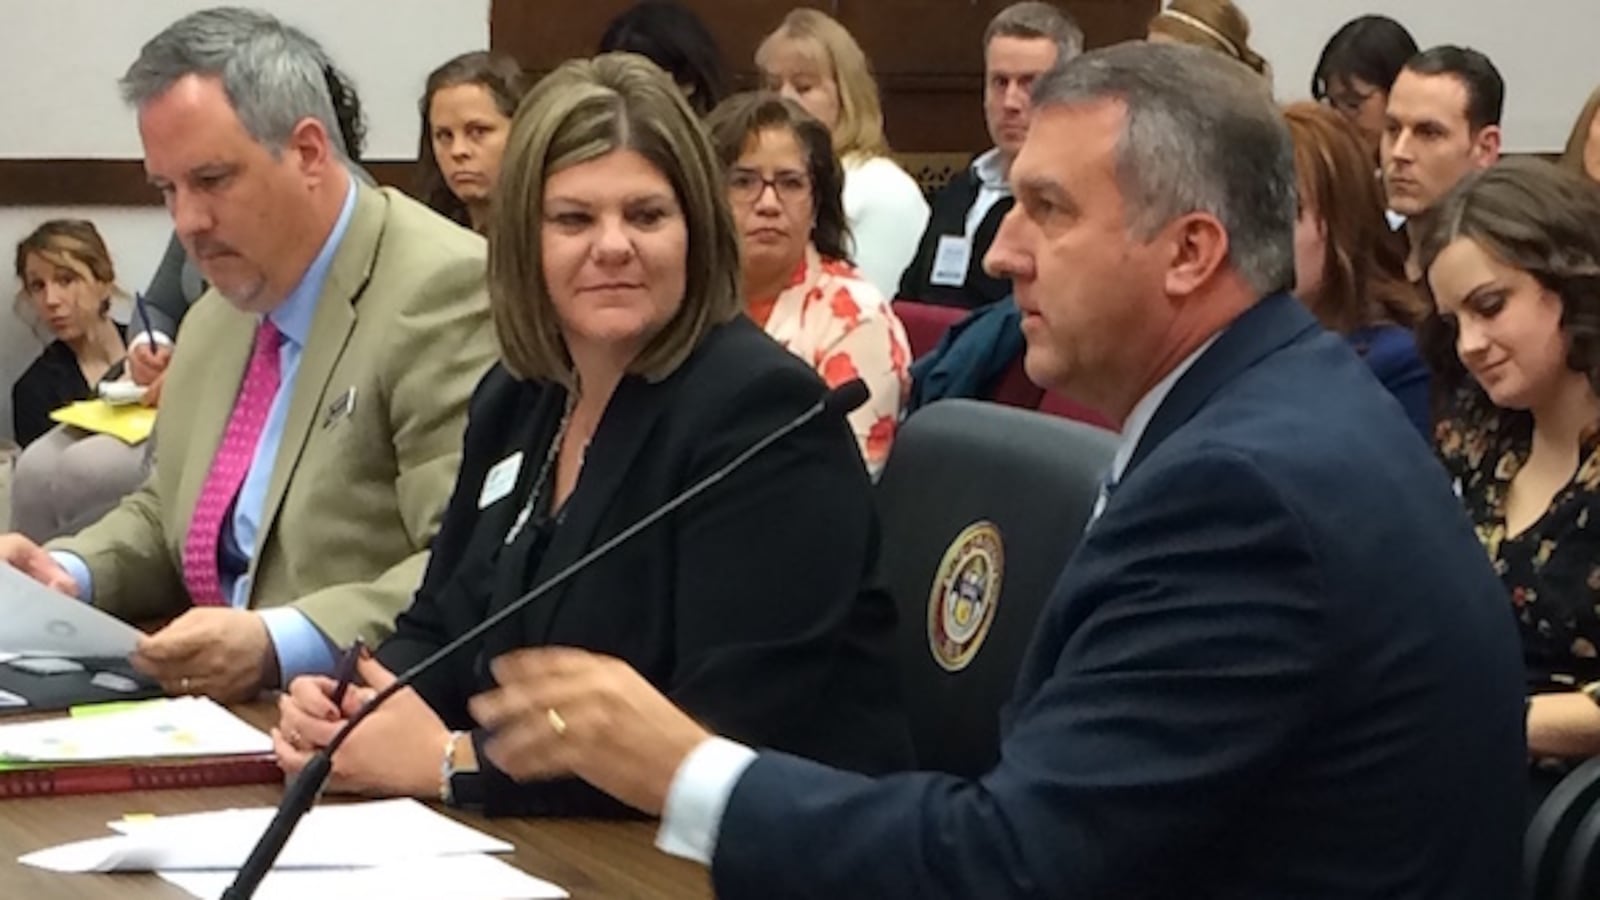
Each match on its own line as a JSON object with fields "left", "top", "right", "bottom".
{"left": 927, "top": 521, "right": 1004, "bottom": 672}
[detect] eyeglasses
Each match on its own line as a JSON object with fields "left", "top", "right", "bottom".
{"left": 728, "top": 168, "right": 811, "bottom": 204}
{"left": 1322, "top": 88, "right": 1377, "bottom": 115}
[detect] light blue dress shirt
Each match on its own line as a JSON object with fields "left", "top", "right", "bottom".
{"left": 57, "top": 181, "right": 359, "bottom": 686}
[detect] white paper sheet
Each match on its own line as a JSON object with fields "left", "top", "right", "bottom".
{"left": 157, "top": 853, "right": 568, "bottom": 900}
{"left": 0, "top": 562, "right": 145, "bottom": 657}
{"left": 21, "top": 798, "right": 512, "bottom": 872}
{"left": 0, "top": 697, "right": 271, "bottom": 764}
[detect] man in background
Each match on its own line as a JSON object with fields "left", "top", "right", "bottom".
{"left": 896, "top": 2, "right": 1081, "bottom": 309}
{"left": 1382, "top": 45, "right": 1503, "bottom": 279}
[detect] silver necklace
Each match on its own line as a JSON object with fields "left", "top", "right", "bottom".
{"left": 504, "top": 392, "right": 576, "bottom": 546}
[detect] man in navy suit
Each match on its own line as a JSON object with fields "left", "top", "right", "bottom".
{"left": 464, "top": 43, "right": 1526, "bottom": 898}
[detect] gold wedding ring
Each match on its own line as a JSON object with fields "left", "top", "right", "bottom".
{"left": 547, "top": 707, "right": 568, "bottom": 737}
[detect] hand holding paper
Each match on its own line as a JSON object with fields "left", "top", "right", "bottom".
{"left": 0, "top": 536, "right": 79, "bottom": 598}
{"left": 0, "top": 561, "right": 138, "bottom": 658}
{"left": 132, "top": 608, "right": 276, "bottom": 701}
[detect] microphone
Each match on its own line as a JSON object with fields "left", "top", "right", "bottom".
{"left": 221, "top": 377, "right": 871, "bottom": 899}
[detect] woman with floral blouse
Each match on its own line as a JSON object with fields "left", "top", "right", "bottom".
{"left": 1423, "top": 159, "right": 1600, "bottom": 801}
{"left": 706, "top": 91, "right": 910, "bottom": 476}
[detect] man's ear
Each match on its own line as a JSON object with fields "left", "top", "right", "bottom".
{"left": 1472, "top": 124, "right": 1503, "bottom": 168}
{"left": 1163, "top": 212, "right": 1230, "bottom": 299}
{"left": 284, "top": 116, "right": 335, "bottom": 180}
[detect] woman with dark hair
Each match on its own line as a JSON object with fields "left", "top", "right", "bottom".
{"left": 417, "top": 51, "right": 531, "bottom": 232}
{"left": 598, "top": 0, "right": 728, "bottom": 116}
{"left": 1311, "top": 15, "right": 1419, "bottom": 154}
{"left": 1283, "top": 102, "right": 1429, "bottom": 434}
{"left": 1423, "top": 158, "right": 1600, "bottom": 792}
{"left": 706, "top": 92, "right": 910, "bottom": 475}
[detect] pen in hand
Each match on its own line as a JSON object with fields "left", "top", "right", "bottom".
{"left": 133, "top": 291, "right": 157, "bottom": 346}
{"left": 328, "top": 637, "right": 366, "bottom": 710}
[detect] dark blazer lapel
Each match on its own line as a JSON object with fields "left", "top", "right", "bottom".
{"left": 1124, "top": 293, "right": 1320, "bottom": 477}
{"left": 485, "top": 375, "right": 669, "bottom": 640}
{"left": 533, "top": 375, "right": 666, "bottom": 579}
{"left": 254, "top": 183, "right": 384, "bottom": 558}
{"left": 481, "top": 381, "right": 567, "bottom": 660}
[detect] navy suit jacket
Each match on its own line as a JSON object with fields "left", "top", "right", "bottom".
{"left": 711, "top": 294, "right": 1526, "bottom": 899}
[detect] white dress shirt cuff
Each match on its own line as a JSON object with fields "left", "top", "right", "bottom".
{"left": 654, "top": 736, "right": 759, "bottom": 865}
{"left": 51, "top": 551, "right": 95, "bottom": 603}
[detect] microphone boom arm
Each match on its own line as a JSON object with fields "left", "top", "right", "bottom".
{"left": 222, "top": 380, "right": 862, "bottom": 899}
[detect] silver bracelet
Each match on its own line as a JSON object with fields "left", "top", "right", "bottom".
{"left": 439, "top": 730, "right": 465, "bottom": 805}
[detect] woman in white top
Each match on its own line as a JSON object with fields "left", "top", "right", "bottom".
{"left": 756, "top": 9, "right": 929, "bottom": 298}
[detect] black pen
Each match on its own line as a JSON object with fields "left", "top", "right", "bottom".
{"left": 328, "top": 637, "right": 365, "bottom": 709}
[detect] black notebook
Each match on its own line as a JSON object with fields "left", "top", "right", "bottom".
{"left": 0, "top": 656, "right": 162, "bottom": 715}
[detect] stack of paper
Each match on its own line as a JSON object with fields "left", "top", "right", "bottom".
{"left": 158, "top": 855, "right": 564, "bottom": 900}
{"left": 0, "top": 697, "right": 271, "bottom": 765}
{"left": 19, "top": 798, "right": 567, "bottom": 900}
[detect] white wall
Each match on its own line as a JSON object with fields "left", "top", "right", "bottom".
{"left": 0, "top": 0, "right": 489, "bottom": 442}
{"left": 1239, "top": 0, "right": 1600, "bottom": 153}
{"left": 0, "top": 0, "right": 490, "bottom": 159}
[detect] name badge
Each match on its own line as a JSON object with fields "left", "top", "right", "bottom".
{"left": 930, "top": 235, "right": 973, "bottom": 287}
{"left": 323, "top": 387, "right": 357, "bottom": 428}
{"left": 480, "top": 452, "right": 523, "bottom": 509}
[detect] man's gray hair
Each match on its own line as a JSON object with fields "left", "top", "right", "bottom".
{"left": 1033, "top": 42, "right": 1296, "bottom": 296}
{"left": 985, "top": 2, "right": 1085, "bottom": 64}
{"left": 120, "top": 6, "right": 348, "bottom": 159}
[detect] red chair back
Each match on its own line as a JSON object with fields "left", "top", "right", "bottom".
{"left": 985, "top": 357, "right": 1045, "bottom": 409}
{"left": 893, "top": 300, "right": 967, "bottom": 359}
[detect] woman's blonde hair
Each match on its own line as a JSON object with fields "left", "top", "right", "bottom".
{"left": 1149, "top": 0, "right": 1268, "bottom": 77}
{"left": 486, "top": 52, "right": 742, "bottom": 388}
{"left": 756, "top": 8, "right": 890, "bottom": 161}
{"left": 13, "top": 219, "right": 124, "bottom": 331}
{"left": 1560, "top": 85, "right": 1600, "bottom": 183}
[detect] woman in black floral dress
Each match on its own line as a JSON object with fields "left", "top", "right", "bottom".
{"left": 1422, "top": 159, "right": 1600, "bottom": 785}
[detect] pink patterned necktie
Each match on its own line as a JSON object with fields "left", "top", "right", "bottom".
{"left": 183, "top": 319, "right": 283, "bottom": 607}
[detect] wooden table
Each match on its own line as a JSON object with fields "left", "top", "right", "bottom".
{"left": 0, "top": 703, "right": 712, "bottom": 899}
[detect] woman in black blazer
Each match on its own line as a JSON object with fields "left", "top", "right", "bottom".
{"left": 272, "top": 53, "right": 911, "bottom": 817}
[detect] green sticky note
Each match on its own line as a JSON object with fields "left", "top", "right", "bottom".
{"left": 68, "top": 698, "right": 171, "bottom": 719}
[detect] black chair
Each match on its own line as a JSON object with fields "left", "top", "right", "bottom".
{"left": 1526, "top": 757, "right": 1600, "bottom": 899}
{"left": 876, "top": 399, "right": 1116, "bottom": 777}
{"left": 1556, "top": 784, "right": 1600, "bottom": 900}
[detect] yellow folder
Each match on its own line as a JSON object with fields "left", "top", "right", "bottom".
{"left": 49, "top": 400, "right": 156, "bottom": 445}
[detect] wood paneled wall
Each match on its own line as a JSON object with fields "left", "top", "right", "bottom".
{"left": 0, "top": 1, "right": 1159, "bottom": 207}
{"left": 491, "top": 0, "right": 1159, "bottom": 154}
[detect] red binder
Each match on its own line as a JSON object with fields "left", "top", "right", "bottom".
{"left": 0, "top": 754, "right": 281, "bottom": 799}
